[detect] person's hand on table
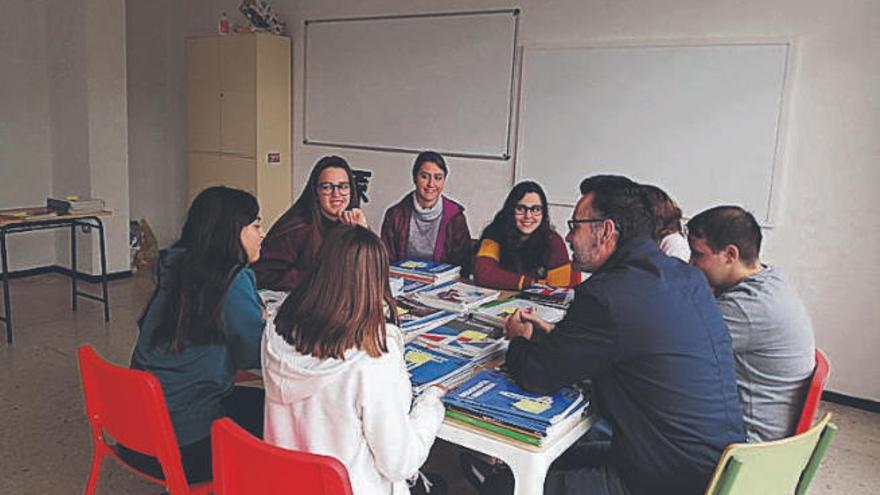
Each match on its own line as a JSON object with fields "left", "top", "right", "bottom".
{"left": 518, "top": 307, "right": 555, "bottom": 333}
{"left": 339, "top": 208, "right": 368, "bottom": 228}
{"left": 503, "top": 308, "right": 534, "bottom": 341}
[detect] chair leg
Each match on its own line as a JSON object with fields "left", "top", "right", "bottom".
{"left": 84, "top": 452, "right": 104, "bottom": 495}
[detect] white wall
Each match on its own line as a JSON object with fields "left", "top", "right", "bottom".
{"left": 47, "top": 0, "right": 130, "bottom": 274}
{"left": 126, "top": 0, "right": 188, "bottom": 248}
{"left": 0, "top": 0, "right": 57, "bottom": 270}
{"left": 1, "top": 0, "right": 130, "bottom": 274}
{"left": 130, "top": 0, "right": 879, "bottom": 399}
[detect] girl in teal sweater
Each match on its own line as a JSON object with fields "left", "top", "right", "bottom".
{"left": 120, "top": 186, "right": 267, "bottom": 483}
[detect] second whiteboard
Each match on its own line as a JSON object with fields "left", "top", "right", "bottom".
{"left": 515, "top": 42, "right": 791, "bottom": 223}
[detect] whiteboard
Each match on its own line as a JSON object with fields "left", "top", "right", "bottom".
{"left": 515, "top": 42, "right": 791, "bottom": 223}
{"left": 304, "top": 10, "right": 519, "bottom": 160}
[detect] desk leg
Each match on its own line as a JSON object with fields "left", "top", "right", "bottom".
{"left": 507, "top": 452, "right": 552, "bottom": 495}
{"left": 97, "top": 219, "right": 109, "bottom": 322}
{"left": 1, "top": 230, "right": 11, "bottom": 343}
{"left": 70, "top": 223, "right": 77, "bottom": 311}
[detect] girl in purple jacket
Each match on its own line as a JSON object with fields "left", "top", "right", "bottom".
{"left": 380, "top": 151, "right": 473, "bottom": 275}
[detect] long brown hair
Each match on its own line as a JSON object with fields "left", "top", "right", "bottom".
{"left": 480, "top": 181, "right": 554, "bottom": 275}
{"left": 269, "top": 156, "right": 360, "bottom": 259}
{"left": 146, "top": 186, "right": 259, "bottom": 352}
{"left": 641, "top": 184, "right": 684, "bottom": 241}
{"left": 273, "top": 225, "right": 395, "bottom": 359}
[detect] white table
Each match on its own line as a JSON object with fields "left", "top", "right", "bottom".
{"left": 438, "top": 415, "right": 593, "bottom": 495}
{"left": 258, "top": 289, "right": 594, "bottom": 493}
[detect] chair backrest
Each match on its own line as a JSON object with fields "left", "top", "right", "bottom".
{"left": 77, "top": 345, "right": 192, "bottom": 493}
{"left": 704, "top": 413, "right": 837, "bottom": 495}
{"left": 212, "top": 418, "right": 353, "bottom": 495}
{"left": 795, "top": 348, "right": 830, "bottom": 434}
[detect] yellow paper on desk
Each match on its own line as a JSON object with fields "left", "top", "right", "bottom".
{"left": 514, "top": 398, "right": 551, "bottom": 414}
{"left": 458, "top": 330, "right": 488, "bottom": 341}
{"left": 399, "top": 260, "right": 427, "bottom": 269}
{"left": 405, "top": 350, "right": 433, "bottom": 366}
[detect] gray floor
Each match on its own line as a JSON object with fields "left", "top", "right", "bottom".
{"left": 0, "top": 271, "right": 877, "bottom": 494}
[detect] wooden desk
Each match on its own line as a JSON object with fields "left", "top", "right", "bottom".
{"left": 0, "top": 208, "right": 112, "bottom": 343}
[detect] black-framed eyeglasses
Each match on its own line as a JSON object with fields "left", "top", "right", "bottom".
{"left": 514, "top": 204, "right": 544, "bottom": 216}
{"left": 318, "top": 182, "right": 351, "bottom": 196}
{"left": 567, "top": 218, "right": 607, "bottom": 231}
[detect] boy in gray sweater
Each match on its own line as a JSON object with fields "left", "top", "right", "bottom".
{"left": 687, "top": 206, "right": 815, "bottom": 442}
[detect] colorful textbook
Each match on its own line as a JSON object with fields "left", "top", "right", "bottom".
{"left": 404, "top": 343, "right": 473, "bottom": 395}
{"left": 395, "top": 298, "right": 459, "bottom": 338}
{"left": 472, "top": 297, "right": 567, "bottom": 327}
{"left": 414, "top": 281, "right": 500, "bottom": 313}
{"left": 389, "top": 276, "right": 431, "bottom": 298}
{"left": 416, "top": 317, "right": 504, "bottom": 359}
{"left": 443, "top": 370, "right": 588, "bottom": 445}
{"left": 517, "top": 286, "right": 576, "bottom": 309}
{"left": 390, "top": 259, "right": 461, "bottom": 285}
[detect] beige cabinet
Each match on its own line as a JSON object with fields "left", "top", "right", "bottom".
{"left": 186, "top": 33, "right": 291, "bottom": 228}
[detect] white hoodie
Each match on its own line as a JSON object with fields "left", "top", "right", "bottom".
{"left": 262, "top": 320, "right": 445, "bottom": 495}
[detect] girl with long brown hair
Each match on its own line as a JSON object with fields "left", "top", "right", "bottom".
{"left": 252, "top": 155, "right": 368, "bottom": 291}
{"left": 261, "top": 225, "right": 446, "bottom": 495}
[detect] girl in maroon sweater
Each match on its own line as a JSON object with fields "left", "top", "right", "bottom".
{"left": 474, "top": 181, "right": 576, "bottom": 290}
{"left": 380, "top": 151, "right": 473, "bottom": 275}
{"left": 252, "top": 156, "right": 367, "bottom": 291}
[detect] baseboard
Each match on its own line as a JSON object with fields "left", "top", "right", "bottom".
{"left": 823, "top": 391, "right": 880, "bottom": 414}
{"left": 6, "top": 265, "right": 132, "bottom": 283}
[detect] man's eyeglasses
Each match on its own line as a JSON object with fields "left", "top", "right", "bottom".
{"left": 514, "top": 204, "right": 544, "bottom": 216}
{"left": 318, "top": 182, "right": 351, "bottom": 196}
{"left": 567, "top": 218, "right": 607, "bottom": 231}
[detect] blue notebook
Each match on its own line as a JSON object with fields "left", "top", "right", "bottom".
{"left": 391, "top": 259, "right": 458, "bottom": 274}
{"left": 416, "top": 317, "right": 503, "bottom": 358}
{"left": 443, "top": 370, "right": 585, "bottom": 429}
{"left": 404, "top": 343, "right": 472, "bottom": 393}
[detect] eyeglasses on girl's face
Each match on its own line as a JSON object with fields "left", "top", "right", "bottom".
{"left": 514, "top": 204, "right": 543, "bottom": 216}
{"left": 318, "top": 182, "right": 351, "bottom": 196}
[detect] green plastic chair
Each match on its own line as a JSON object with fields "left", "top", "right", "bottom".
{"left": 705, "top": 413, "right": 837, "bottom": 495}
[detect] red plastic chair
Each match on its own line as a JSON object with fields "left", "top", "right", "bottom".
{"left": 77, "top": 345, "right": 212, "bottom": 495}
{"left": 795, "top": 348, "right": 830, "bottom": 434}
{"left": 212, "top": 418, "right": 353, "bottom": 495}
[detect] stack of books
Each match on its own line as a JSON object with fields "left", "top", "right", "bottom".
{"left": 443, "top": 370, "right": 588, "bottom": 447}
{"left": 416, "top": 316, "right": 505, "bottom": 359}
{"left": 390, "top": 259, "right": 461, "bottom": 285}
{"left": 404, "top": 343, "right": 475, "bottom": 395}
{"left": 46, "top": 197, "right": 106, "bottom": 214}
{"left": 413, "top": 281, "right": 500, "bottom": 313}
{"left": 472, "top": 297, "right": 567, "bottom": 328}
{"left": 395, "top": 298, "right": 459, "bottom": 338}
{"left": 389, "top": 276, "right": 431, "bottom": 298}
{"left": 517, "top": 286, "right": 576, "bottom": 309}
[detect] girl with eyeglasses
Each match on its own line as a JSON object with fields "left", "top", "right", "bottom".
{"left": 473, "top": 181, "right": 576, "bottom": 290}
{"left": 380, "top": 151, "right": 473, "bottom": 275}
{"left": 252, "top": 155, "right": 368, "bottom": 291}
